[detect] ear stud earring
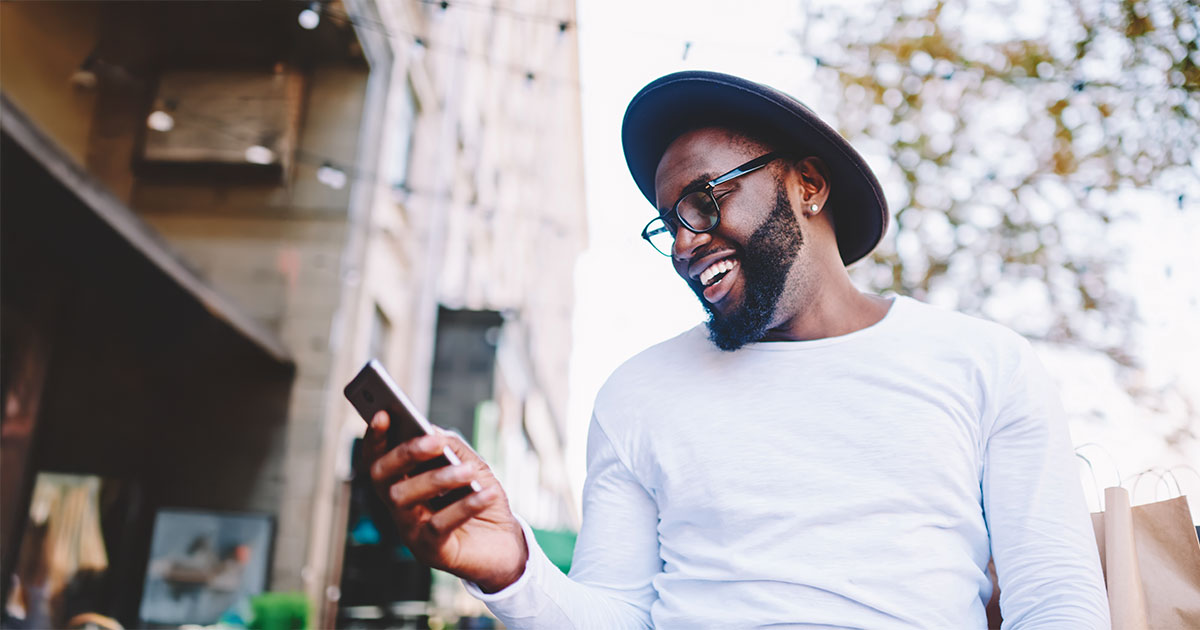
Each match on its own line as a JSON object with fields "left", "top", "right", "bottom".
{"left": 810, "top": 204, "right": 820, "bottom": 213}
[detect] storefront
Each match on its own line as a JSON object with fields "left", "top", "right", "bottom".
{"left": 1, "top": 97, "right": 295, "bottom": 629}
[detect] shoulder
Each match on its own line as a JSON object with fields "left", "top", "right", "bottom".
{"left": 888, "top": 297, "right": 1052, "bottom": 431}
{"left": 594, "top": 324, "right": 710, "bottom": 411}
{"left": 884, "top": 296, "right": 1042, "bottom": 400}
{"left": 892, "top": 296, "right": 1032, "bottom": 361}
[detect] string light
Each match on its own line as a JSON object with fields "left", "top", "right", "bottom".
{"left": 244, "top": 145, "right": 275, "bottom": 165}
{"left": 319, "top": 3, "right": 1150, "bottom": 95}
{"left": 146, "top": 98, "right": 178, "bottom": 132}
{"left": 152, "top": 104, "right": 415, "bottom": 196}
{"left": 317, "top": 162, "right": 348, "bottom": 190}
{"left": 75, "top": 5, "right": 1186, "bottom": 206}
{"left": 298, "top": 2, "right": 321, "bottom": 30}
{"left": 314, "top": 5, "right": 580, "bottom": 89}
{"left": 69, "top": 52, "right": 100, "bottom": 89}
{"left": 146, "top": 110, "right": 175, "bottom": 132}
{"left": 290, "top": 0, "right": 1194, "bottom": 104}
{"left": 416, "top": 0, "right": 573, "bottom": 28}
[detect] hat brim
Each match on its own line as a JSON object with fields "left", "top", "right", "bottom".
{"left": 621, "top": 71, "right": 888, "bottom": 266}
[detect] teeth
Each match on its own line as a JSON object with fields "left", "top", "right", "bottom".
{"left": 700, "top": 259, "right": 735, "bottom": 286}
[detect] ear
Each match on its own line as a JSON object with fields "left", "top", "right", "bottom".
{"left": 793, "top": 157, "right": 831, "bottom": 215}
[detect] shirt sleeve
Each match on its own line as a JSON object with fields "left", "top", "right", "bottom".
{"left": 463, "top": 415, "right": 660, "bottom": 628}
{"left": 982, "top": 339, "right": 1111, "bottom": 629}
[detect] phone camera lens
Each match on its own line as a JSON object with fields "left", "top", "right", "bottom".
{"left": 362, "top": 390, "right": 374, "bottom": 404}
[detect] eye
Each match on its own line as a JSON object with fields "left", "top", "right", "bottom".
{"left": 712, "top": 184, "right": 737, "bottom": 200}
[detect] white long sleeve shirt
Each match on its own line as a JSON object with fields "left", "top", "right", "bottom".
{"left": 466, "top": 296, "right": 1110, "bottom": 628}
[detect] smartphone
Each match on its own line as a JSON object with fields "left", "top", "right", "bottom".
{"left": 344, "top": 359, "right": 481, "bottom": 511}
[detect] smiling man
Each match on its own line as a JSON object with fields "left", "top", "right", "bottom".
{"left": 645, "top": 132, "right": 890, "bottom": 352}
{"left": 363, "top": 71, "right": 1110, "bottom": 628}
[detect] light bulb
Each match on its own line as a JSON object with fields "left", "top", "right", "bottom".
{"left": 317, "top": 164, "right": 347, "bottom": 190}
{"left": 245, "top": 145, "right": 275, "bottom": 165}
{"left": 70, "top": 69, "right": 98, "bottom": 89}
{"left": 147, "top": 110, "right": 175, "bottom": 132}
{"left": 298, "top": 4, "right": 320, "bottom": 30}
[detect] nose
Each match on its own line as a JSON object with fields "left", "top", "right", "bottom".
{"left": 672, "top": 225, "right": 711, "bottom": 263}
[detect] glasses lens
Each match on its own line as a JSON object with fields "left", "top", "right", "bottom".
{"left": 677, "top": 191, "right": 719, "bottom": 231}
{"left": 644, "top": 218, "right": 675, "bottom": 256}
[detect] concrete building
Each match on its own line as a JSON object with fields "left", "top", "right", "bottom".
{"left": 1, "top": 1, "right": 585, "bottom": 627}
{"left": 319, "top": 1, "right": 587, "bottom": 625}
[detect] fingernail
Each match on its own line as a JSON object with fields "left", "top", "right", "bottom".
{"left": 372, "top": 411, "right": 386, "bottom": 427}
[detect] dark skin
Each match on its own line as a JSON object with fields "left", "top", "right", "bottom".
{"left": 364, "top": 126, "right": 890, "bottom": 594}
{"left": 362, "top": 414, "right": 526, "bottom": 592}
{"left": 656, "top": 126, "right": 891, "bottom": 340}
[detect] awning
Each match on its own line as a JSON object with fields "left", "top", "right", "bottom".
{"left": 1, "top": 93, "right": 292, "bottom": 366}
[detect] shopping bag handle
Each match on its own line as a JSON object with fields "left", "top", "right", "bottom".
{"left": 1075, "top": 443, "right": 1122, "bottom": 510}
{"left": 1123, "top": 467, "right": 1182, "bottom": 503}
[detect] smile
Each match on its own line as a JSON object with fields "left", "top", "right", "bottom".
{"left": 700, "top": 258, "right": 735, "bottom": 287}
{"left": 698, "top": 257, "right": 739, "bottom": 304}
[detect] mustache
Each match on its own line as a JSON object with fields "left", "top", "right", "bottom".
{"left": 698, "top": 180, "right": 802, "bottom": 351}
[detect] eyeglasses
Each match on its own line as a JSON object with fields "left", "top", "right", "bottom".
{"left": 641, "top": 152, "right": 781, "bottom": 256}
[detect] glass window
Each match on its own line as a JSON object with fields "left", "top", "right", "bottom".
{"left": 368, "top": 305, "right": 390, "bottom": 362}
{"left": 389, "top": 78, "right": 419, "bottom": 192}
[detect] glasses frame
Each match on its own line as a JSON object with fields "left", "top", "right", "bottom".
{"left": 640, "top": 152, "right": 781, "bottom": 256}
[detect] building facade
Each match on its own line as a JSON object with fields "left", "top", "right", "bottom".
{"left": 317, "top": 0, "right": 586, "bottom": 625}
{"left": 0, "top": 1, "right": 584, "bottom": 628}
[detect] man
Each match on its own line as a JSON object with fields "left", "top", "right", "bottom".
{"left": 363, "top": 71, "right": 1110, "bottom": 628}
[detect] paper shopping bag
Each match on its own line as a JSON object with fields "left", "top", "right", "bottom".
{"left": 985, "top": 486, "right": 1200, "bottom": 629}
{"left": 1090, "top": 486, "right": 1200, "bottom": 630}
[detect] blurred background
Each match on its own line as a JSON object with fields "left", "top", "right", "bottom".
{"left": 0, "top": 0, "right": 1195, "bottom": 628}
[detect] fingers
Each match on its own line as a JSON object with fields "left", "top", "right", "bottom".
{"left": 424, "top": 486, "right": 497, "bottom": 537}
{"left": 369, "top": 432, "right": 448, "bottom": 486}
{"left": 388, "top": 464, "right": 477, "bottom": 508}
{"left": 434, "top": 427, "right": 488, "bottom": 470}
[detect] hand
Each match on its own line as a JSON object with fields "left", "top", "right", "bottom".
{"left": 362, "top": 411, "right": 528, "bottom": 592}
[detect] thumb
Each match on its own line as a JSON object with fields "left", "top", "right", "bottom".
{"left": 361, "top": 411, "right": 391, "bottom": 472}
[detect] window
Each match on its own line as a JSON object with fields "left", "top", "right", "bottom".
{"left": 388, "top": 78, "right": 419, "bottom": 192}
{"left": 427, "top": 308, "right": 502, "bottom": 445}
{"left": 368, "top": 305, "right": 391, "bottom": 362}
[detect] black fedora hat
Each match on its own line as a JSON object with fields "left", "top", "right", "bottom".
{"left": 621, "top": 70, "right": 889, "bottom": 266}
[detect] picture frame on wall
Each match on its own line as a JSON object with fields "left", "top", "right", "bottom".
{"left": 3, "top": 473, "right": 132, "bottom": 630}
{"left": 138, "top": 509, "right": 274, "bottom": 627}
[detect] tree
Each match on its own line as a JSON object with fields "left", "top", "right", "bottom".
{"left": 804, "top": 0, "right": 1199, "bottom": 441}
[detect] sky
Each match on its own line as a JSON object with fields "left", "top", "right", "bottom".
{"left": 567, "top": 0, "right": 823, "bottom": 507}
{"left": 566, "top": 0, "right": 1200, "bottom": 522}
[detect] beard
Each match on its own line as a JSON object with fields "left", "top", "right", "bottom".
{"left": 692, "top": 181, "right": 803, "bottom": 351}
